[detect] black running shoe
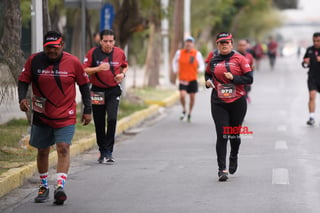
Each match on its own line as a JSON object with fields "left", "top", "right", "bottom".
{"left": 180, "top": 111, "right": 186, "bottom": 121}
{"left": 187, "top": 114, "right": 191, "bottom": 122}
{"left": 54, "top": 187, "right": 67, "bottom": 205}
{"left": 229, "top": 156, "right": 238, "bottom": 175}
{"left": 307, "top": 118, "right": 315, "bottom": 126}
{"left": 97, "top": 155, "right": 104, "bottom": 164}
{"left": 106, "top": 155, "right": 115, "bottom": 163}
{"left": 218, "top": 170, "right": 228, "bottom": 182}
{"left": 34, "top": 186, "right": 49, "bottom": 203}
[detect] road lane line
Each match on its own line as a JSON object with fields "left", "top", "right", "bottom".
{"left": 275, "top": 140, "right": 288, "bottom": 150}
{"left": 272, "top": 168, "right": 289, "bottom": 184}
{"left": 277, "top": 125, "right": 287, "bottom": 132}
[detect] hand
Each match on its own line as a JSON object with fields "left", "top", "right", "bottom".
{"left": 114, "top": 73, "right": 125, "bottom": 84}
{"left": 224, "top": 72, "right": 233, "bottom": 80}
{"left": 19, "top": 99, "right": 30, "bottom": 112}
{"left": 81, "top": 113, "right": 92, "bottom": 126}
{"left": 304, "top": 58, "right": 310, "bottom": 65}
{"left": 206, "top": 79, "right": 215, "bottom": 88}
{"left": 317, "top": 56, "right": 320, "bottom": 62}
{"left": 98, "top": 62, "right": 110, "bottom": 72}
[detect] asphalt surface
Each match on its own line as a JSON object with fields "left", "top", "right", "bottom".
{"left": 1, "top": 55, "right": 320, "bottom": 213}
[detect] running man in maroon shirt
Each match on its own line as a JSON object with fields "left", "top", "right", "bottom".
{"left": 18, "top": 31, "right": 92, "bottom": 205}
{"left": 83, "top": 29, "right": 128, "bottom": 164}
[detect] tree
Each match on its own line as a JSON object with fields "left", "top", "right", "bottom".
{"left": 273, "top": 0, "right": 298, "bottom": 9}
{"left": 0, "top": 0, "right": 29, "bottom": 122}
{"left": 112, "top": 0, "right": 148, "bottom": 49}
{"left": 0, "top": 0, "right": 25, "bottom": 84}
{"left": 229, "top": 0, "right": 282, "bottom": 40}
{"left": 169, "top": 0, "right": 184, "bottom": 84}
{"left": 43, "top": 0, "right": 52, "bottom": 32}
{"left": 190, "top": 0, "right": 283, "bottom": 53}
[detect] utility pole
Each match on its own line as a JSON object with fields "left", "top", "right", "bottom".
{"left": 81, "top": 0, "right": 86, "bottom": 61}
{"left": 184, "top": 0, "right": 191, "bottom": 38}
{"left": 31, "top": 0, "right": 43, "bottom": 53}
{"left": 161, "top": 0, "right": 170, "bottom": 86}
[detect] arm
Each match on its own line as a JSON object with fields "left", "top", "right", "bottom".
{"left": 232, "top": 71, "right": 253, "bottom": 85}
{"left": 79, "top": 83, "right": 92, "bottom": 125}
{"left": 196, "top": 51, "right": 205, "bottom": 73}
{"left": 79, "top": 83, "right": 92, "bottom": 114}
{"left": 83, "top": 47, "right": 110, "bottom": 76}
{"left": 172, "top": 50, "right": 180, "bottom": 74}
{"left": 84, "top": 63, "right": 110, "bottom": 76}
{"left": 114, "top": 53, "right": 129, "bottom": 83}
{"left": 204, "top": 63, "right": 214, "bottom": 88}
{"left": 114, "top": 65, "right": 129, "bottom": 84}
{"left": 302, "top": 47, "right": 310, "bottom": 68}
{"left": 18, "top": 81, "right": 30, "bottom": 112}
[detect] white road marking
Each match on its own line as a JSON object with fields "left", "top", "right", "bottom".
{"left": 272, "top": 168, "right": 289, "bottom": 185}
{"left": 277, "top": 125, "right": 287, "bottom": 132}
{"left": 275, "top": 140, "right": 288, "bottom": 150}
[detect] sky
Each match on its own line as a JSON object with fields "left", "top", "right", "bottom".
{"left": 283, "top": 0, "right": 320, "bottom": 23}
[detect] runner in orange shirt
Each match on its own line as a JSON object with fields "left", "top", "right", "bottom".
{"left": 172, "top": 36, "right": 205, "bottom": 122}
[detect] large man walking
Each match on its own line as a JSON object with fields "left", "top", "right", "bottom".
{"left": 18, "top": 31, "right": 92, "bottom": 205}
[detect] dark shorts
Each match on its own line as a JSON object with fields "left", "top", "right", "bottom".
{"left": 29, "top": 124, "right": 75, "bottom": 149}
{"left": 179, "top": 80, "right": 198, "bottom": 94}
{"left": 307, "top": 77, "right": 320, "bottom": 92}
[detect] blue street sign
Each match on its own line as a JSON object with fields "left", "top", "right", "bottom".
{"left": 100, "top": 3, "right": 114, "bottom": 31}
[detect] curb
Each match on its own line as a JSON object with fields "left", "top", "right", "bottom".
{"left": 0, "top": 91, "right": 179, "bottom": 198}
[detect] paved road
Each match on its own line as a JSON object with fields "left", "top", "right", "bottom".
{"left": 2, "top": 56, "right": 320, "bottom": 213}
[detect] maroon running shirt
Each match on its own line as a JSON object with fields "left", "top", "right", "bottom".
{"left": 205, "top": 52, "right": 252, "bottom": 103}
{"left": 18, "top": 51, "right": 90, "bottom": 128}
{"left": 83, "top": 46, "right": 128, "bottom": 88}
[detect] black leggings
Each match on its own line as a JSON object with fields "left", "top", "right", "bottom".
{"left": 211, "top": 96, "right": 247, "bottom": 171}
{"left": 92, "top": 85, "right": 122, "bottom": 155}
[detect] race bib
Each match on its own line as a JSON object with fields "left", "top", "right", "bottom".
{"left": 32, "top": 96, "right": 47, "bottom": 113}
{"left": 91, "top": 91, "right": 105, "bottom": 105}
{"left": 217, "top": 83, "right": 236, "bottom": 99}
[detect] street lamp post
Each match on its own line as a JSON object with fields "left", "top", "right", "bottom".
{"left": 31, "top": 0, "right": 43, "bottom": 53}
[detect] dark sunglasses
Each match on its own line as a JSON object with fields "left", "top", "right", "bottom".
{"left": 219, "top": 41, "right": 231, "bottom": 44}
{"left": 219, "top": 40, "right": 231, "bottom": 44}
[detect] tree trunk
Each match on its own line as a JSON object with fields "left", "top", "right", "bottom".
{"left": 71, "top": 10, "right": 82, "bottom": 60}
{"left": 0, "top": 0, "right": 30, "bottom": 123}
{"left": 143, "top": 23, "right": 161, "bottom": 87}
{"left": 169, "top": 0, "right": 184, "bottom": 84}
{"left": 0, "top": 0, "right": 25, "bottom": 84}
{"left": 50, "top": 5, "right": 60, "bottom": 32}
{"left": 112, "top": 0, "right": 148, "bottom": 49}
{"left": 42, "top": 0, "right": 52, "bottom": 33}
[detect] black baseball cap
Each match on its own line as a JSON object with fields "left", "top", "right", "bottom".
{"left": 43, "top": 31, "right": 63, "bottom": 47}
{"left": 313, "top": 32, "right": 320, "bottom": 37}
{"left": 216, "top": 32, "right": 233, "bottom": 43}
